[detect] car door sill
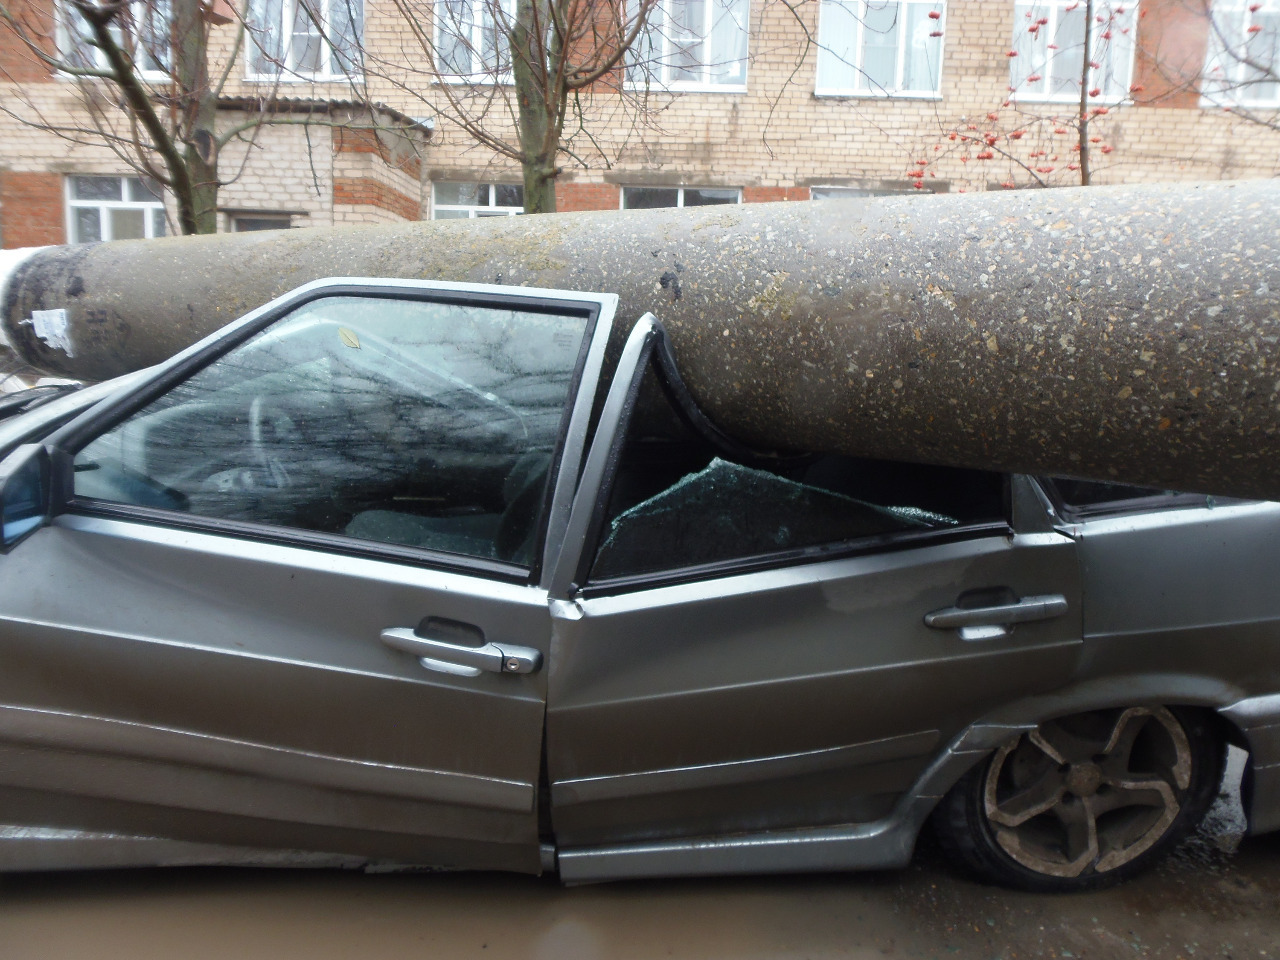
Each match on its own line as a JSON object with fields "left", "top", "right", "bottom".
{"left": 555, "top": 720, "right": 1035, "bottom": 883}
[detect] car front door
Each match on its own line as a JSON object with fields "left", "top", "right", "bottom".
{"left": 543, "top": 318, "right": 1085, "bottom": 880}
{"left": 0, "top": 280, "right": 613, "bottom": 872}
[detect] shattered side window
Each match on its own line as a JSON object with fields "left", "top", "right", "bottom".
{"left": 588, "top": 368, "right": 1006, "bottom": 581}
{"left": 592, "top": 457, "right": 947, "bottom": 579}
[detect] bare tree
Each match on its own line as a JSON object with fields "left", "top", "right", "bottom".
{"left": 0, "top": 0, "right": 408, "bottom": 233}
{"left": 921, "top": 0, "right": 1136, "bottom": 191}
{"left": 368, "top": 0, "right": 685, "bottom": 213}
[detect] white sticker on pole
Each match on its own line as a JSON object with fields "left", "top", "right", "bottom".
{"left": 25, "top": 308, "right": 74, "bottom": 357}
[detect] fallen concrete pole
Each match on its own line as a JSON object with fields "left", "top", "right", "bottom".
{"left": 1, "top": 181, "right": 1277, "bottom": 500}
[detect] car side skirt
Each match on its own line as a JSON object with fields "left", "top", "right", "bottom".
{"left": 555, "top": 722, "right": 1031, "bottom": 883}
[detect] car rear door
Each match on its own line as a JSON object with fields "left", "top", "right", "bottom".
{"left": 0, "top": 280, "right": 613, "bottom": 873}
{"left": 542, "top": 318, "right": 1084, "bottom": 879}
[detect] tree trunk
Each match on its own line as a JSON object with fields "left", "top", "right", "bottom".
{"left": 173, "top": 0, "right": 219, "bottom": 233}
{"left": 1077, "top": 0, "right": 1093, "bottom": 187}
{"left": 510, "top": 0, "right": 559, "bottom": 213}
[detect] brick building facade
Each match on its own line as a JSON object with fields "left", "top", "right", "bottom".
{"left": 0, "top": 0, "right": 1276, "bottom": 244}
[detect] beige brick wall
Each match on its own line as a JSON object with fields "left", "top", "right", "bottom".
{"left": 407, "top": 0, "right": 1280, "bottom": 195}
{"left": 1, "top": 0, "right": 1276, "bottom": 241}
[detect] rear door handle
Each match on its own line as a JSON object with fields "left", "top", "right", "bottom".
{"left": 381, "top": 627, "right": 543, "bottom": 676}
{"left": 924, "top": 594, "right": 1069, "bottom": 641}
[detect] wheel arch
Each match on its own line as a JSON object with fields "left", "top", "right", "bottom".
{"left": 900, "top": 673, "right": 1254, "bottom": 847}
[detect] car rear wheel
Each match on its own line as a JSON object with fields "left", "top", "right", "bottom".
{"left": 932, "top": 706, "right": 1222, "bottom": 891}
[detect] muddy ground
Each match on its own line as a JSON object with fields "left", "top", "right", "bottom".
{"left": 1, "top": 754, "right": 1276, "bottom": 960}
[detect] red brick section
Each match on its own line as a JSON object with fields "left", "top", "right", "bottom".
{"left": 556, "top": 182, "right": 621, "bottom": 211}
{"left": 742, "top": 187, "right": 811, "bottom": 203}
{"left": 1130, "top": 0, "right": 1210, "bottom": 110}
{"left": 1, "top": 171, "right": 65, "bottom": 248}
{"left": 332, "top": 127, "right": 422, "bottom": 179}
{"left": 333, "top": 176, "right": 421, "bottom": 221}
{"left": 0, "top": 0, "right": 55, "bottom": 82}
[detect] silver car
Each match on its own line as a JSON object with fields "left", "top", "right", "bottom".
{"left": 1, "top": 278, "right": 1277, "bottom": 891}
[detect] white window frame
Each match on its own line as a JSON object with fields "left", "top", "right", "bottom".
{"left": 814, "top": 0, "right": 945, "bottom": 99}
{"left": 65, "top": 175, "right": 167, "bottom": 244}
{"left": 619, "top": 186, "right": 743, "bottom": 209}
{"left": 432, "top": 182, "right": 525, "bottom": 218}
{"left": 434, "top": 0, "right": 516, "bottom": 84}
{"left": 1202, "top": 0, "right": 1280, "bottom": 108}
{"left": 1009, "top": 0, "right": 1138, "bottom": 105}
{"left": 245, "top": 0, "right": 364, "bottom": 82}
{"left": 55, "top": 0, "right": 170, "bottom": 81}
{"left": 626, "top": 0, "right": 750, "bottom": 93}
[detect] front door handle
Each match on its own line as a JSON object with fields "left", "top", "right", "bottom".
{"left": 924, "top": 594, "right": 1069, "bottom": 641}
{"left": 381, "top": 627, "right": 543, "bottom": 676}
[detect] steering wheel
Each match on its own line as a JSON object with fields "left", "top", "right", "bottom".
{"left": 249, "top": 395, "right": 302, "bottom": 488}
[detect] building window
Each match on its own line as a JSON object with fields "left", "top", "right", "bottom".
{"left": 1009, "top": 0, "right": 1138, "bottom": 103}
{"left": 432, "top": 182, "right": 524, "bottom": 217}
{"left": 810, "top": 183, "right": 937, "bottom": 198}
{"left": 435, "top": 0, "right": 514, "bottom": 81}
{"left": 1203, "top": 1, "right": 1280, "bottom": 107}
{"left": 627, "top": 0, "right": 750, "bottom": 90}
{"left": 246, "top": 0, "right": 363, "bottom": 80}
{"left": 815, "top": 1, "right": 944, "bottom": 97}
{"left": 232, "top": 215, "right": 294, "bottom": 231}
{"left": 57, "top": 0, "right": 169, "bottom": 77}
{"left": 621, "top": 186, "right": 742, "bottom": 208}
{"left": 67, "top": 176, "right": 166, "bottom": 243}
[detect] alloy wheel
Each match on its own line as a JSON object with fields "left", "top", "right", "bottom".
{"left": 982, "top": 706, "right": 1193, "bottom": 878}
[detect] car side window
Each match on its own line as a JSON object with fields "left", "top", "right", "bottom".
{"left": 1043, "top": 477, "right": 1223, "bottom": 518}
{"left": 588, "top": 371, "right": 1006, "bottom": 582}
{"left": 73, "top": 295, "right": 591, "bottom": 567}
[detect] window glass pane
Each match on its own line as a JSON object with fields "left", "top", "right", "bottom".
{"left": 438, "top": 0, "right": 475, "bottom": 73}
{"left": 668, "top": 0, "right": 707, "bottom": 83}
{"left": 435, "top": 182, "right": 482, "bottom": 205}
{"left": 247, "top": 0, "right": 284, "bottom": 71}
{"left": 901, "top": 3, "right": 940, "bottom": 92}
{"left": 329, "top": 0, "right": 363, "bottom": 73}
{"left": 74, "top": 296, "right": 593, "bottom": 567}
{"left": 627, "top": 8, "right": 661, "bottom": 83}
{"left": 816, "top": 0, "right": 860, "bottom": 90}
{"left": 1049, "top": 478, "right": 1177, "bottom": 507}
{"left": 110, "top": 208, "right": 147, "bottom": 240}
{"left": 126, "top": 177, "right": 161, "bottom": 202}
{"left": 1010, "top": 3, "right": 1046, "bottom": 96}
{"left": 433, "top": 209, "right": 473, "bottom": 219}
{"left": 493, "top": 183, "right": 524, "bottom": 207}
{"left": 235, "top": 217, "right": 292, "bottom": 231}
{"left": 683, "top": 188, "right": 739, "bottom": 205}
{"left": 73, "top": 207, "right": 102, "bottom": 243}
{"left": 708, "top": 0, "right": 748, "bottom": 84}
{"left": 811, "top": 186, "right": 875, "bottom": 199}
{"left": 861, "top": 0, "right": 900, "bottom": 91}
{"left": 61, "top": 4, "right": 99, "bottom": 69}
{"left": 74, "top": 176, "right": 122, "bottom": 201}
{"left": 134, "top": 0, "right": 171, "bottom": 72}
{"left": 152, "top": 208, "right": 167, "bottom": 237}
{"left": 1244, "top": 10, "right": 1280, "bottom": 99}
{"left": 291, "top": 0, "right": 324, "bottom": 72}
{"left": 588, "top": 368, "right": 1005, "bottom": 581}
{"left": 481, "top": 0, "right": 511, "bottom": 72}
{"left": 623, "top": 187, "right": 680, "bottom": 208}
{"left": 1048, "top": 7, "right": 1085, "bottom": 97}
